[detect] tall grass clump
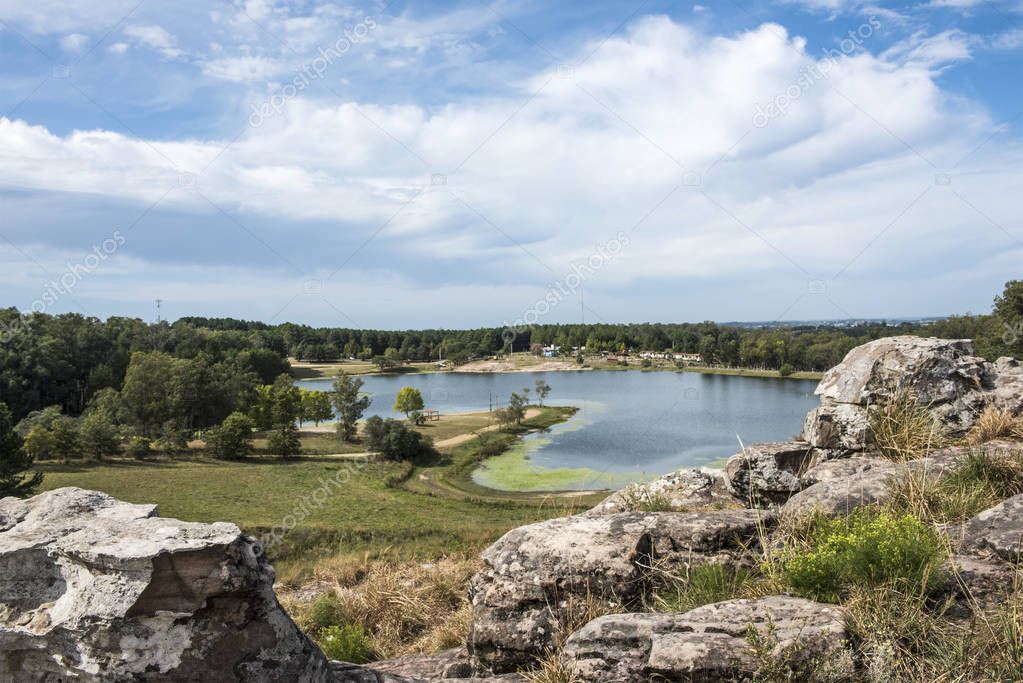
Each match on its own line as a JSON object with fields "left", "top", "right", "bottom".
{"left": 885, "top": 449, "right": 1023, "bottom": 524}
{"left": 652, "top": 563, "right": 769, "bottom": 613}
{"left": 779, "top": 508, "right": 946, "bottom": 603}
{"left": 966, "top": 406, "right": 1023, "bottom": 445}
{"left": 868, "top": 390, "right": 946, "bottom": 462}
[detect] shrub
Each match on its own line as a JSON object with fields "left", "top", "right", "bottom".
{"left": 307, "top": 592, "right": 346, "bottom": 631}
{"left": 364, "top": 417, "right": 434, "bottom": 461}
{"left": 316, "top": 624, "right": 373, "bottom": 663}
{"left": 205, "top": 411, "right": 254, "bottom": 459}
{"left": 869, "top": 390, "right": 946, "bottom": 461}
{"left": 778, "top": 363, "right": 795, "bottom": 377}
{"left": 780, "top": 508, "right": 946, "bottom": 602}
{"left": 78, "top": 412, "right": 120, "bottom": 459}
{"left": 126, "top": 435, "right": 152, "bottom": 459}
{"left": 267, "top": 423, "right": 301, "bottom": 457}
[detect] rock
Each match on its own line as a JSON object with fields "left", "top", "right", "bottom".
{"left": 724, "top": 442, "right": 814, "bottom": 505}
{"left": 562, "top": 596, "right": 853, "bottom": 682}
{"left": 802, "top": 402, "right": 872, "bottom": 451}
{"left": 992, "top": 357, "right": 1023, "bottom": 415}
{"left": 0, "top": 487, "right": 332, "bottom": 683}
{"left": 584, "top": 468, "right": 741, "bottom": 516}
{"left": 783, "top": 443, "right": 1017, "bottom": 517}
{"left": 955, "top": 493, "right": 1023, "bottom": 562}
{"left": 940, "top": 555, "right": 1018, "bottom": 616}
{"left": 798, "top": 454, "right": 891, "bottom": 488}
{"left": 343, "top": 648, "right": 525, "bottom": 682}
{"left": 467, "top": 510, "right": 772, "bottom": 673}
{"left": 803, "top": 337, "right": 1000, "bottom": 451}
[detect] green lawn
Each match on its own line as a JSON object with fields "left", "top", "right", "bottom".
{"left": 35, "top": 407, "right": 603, "bottom": 578}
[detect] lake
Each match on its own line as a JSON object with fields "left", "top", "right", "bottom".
{"left": 300, "top": 371, "right": 818, "bottom": 491}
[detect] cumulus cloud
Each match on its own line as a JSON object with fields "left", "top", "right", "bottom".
{"left": 0, "top": 15, "right": 1018, "bottom": 324}
{"left": 123, "top": 24, "right": 183, "bottom": 60}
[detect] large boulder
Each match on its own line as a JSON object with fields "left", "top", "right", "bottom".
{"left": 467, "top": 510, "right": 771, "bottom": 673}
{"left": 724, "top": 442, "right": 814, "bottom": 505}
{"left": 561, "top": 596, "right": 853, "bottom": 682}
{"left": 584, "top": 468, "right": 741, "bottom": 516}
{"left": 0, "top": 487, "right": 333, "bottom": 683}
{"left": 802, "top": 337, "right": 1004, "bottom": 452}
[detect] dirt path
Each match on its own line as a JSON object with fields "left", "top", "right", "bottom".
{"left": 433, "top": 408, "right": 543, "bottom": 448}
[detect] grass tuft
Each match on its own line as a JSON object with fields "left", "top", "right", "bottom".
{"left": 966, "top": 406, "right": 1023, "bottom": 445}
{"left": 869, "top": 390, "right": 946, "bottom": 462}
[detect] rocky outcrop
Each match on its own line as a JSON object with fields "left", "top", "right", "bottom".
{"left": 955, "top": 492, "right": 1023, "bottom": 562}
{"left": 0, "top": 487, "right": 332, "bottom": 683}
{"left": 724, "top": 442, "right": 814, "bottom": 505}
{"left": 561, "top": 597, "right": 853, "bottom": 682}
{"left": 467, "top": 510, "right": 771, "bottom": 673}
{"left": 801, "top": 337, "right": 1022, "bottom": 453}
{"left": 584, "top": 468, "right": 741, "bottom": 516}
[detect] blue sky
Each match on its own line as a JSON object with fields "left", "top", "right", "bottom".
{"left": 0, "top": 0, "right": 1021, "bottom": 328}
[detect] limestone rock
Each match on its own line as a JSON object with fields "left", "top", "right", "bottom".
{"left": 584, "top": 468, "right": 741, "bottom": 516}
{"left": 992, "top": 357, "right": 1023, "bottom": 415}
{"left": 467, "top": 510, "right": 771, "bottom": 673}
{"left": 956, "top": 493, "right": 1023, "bottom": 562}
{"left": 562, "top": 596, "right": 853, "bottom": 682}
{"left": 0, "top": 487, "right": 332, "bottom": 683}
{"left": 724, "top": 442, "right": 814, "bottom": 505}
{"left": 802, "top": 337, "right": 1003, "bottom": 451}
{"left": 940, "top": 555, "right": 1018, "bottom": 616}
{"left": 798, "top": 454, "right": 891, "bottom": 488}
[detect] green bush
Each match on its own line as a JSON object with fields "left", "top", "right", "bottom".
{"left": 126, "top": 435, "right": 152, "bottom": 459}
{"left": 316, "top": 624, "right": 373, "bottom": 663}
{"left": 778, "top": 363, "right": 795, "bottom": 377}
{"left": 307, "top": 592, "right": 346, "bottom": 631}
{"left": 780, "top": 509, "right": 946, "bottom": 602}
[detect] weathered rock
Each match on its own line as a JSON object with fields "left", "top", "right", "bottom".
{"left": 562, "top": 596, "right": 853, "bottom": 682}
{"left": 0, "top": 487, "right": 332, "bottom": 683}
{"left": 802, "top": 402, "right": 872, "bottom": 451}
{"left": 584, "top": 468, "right": 741, "bottom": 516}
{"left": 940, "top": 555, "right": 1018, "bottom": 616}
{"left": 955, "top": 493, "right": 1023, "bottom": 562}
{"left": 802, "top": 337, "right": 1006, "bottom": 452}
{"left": 467, "top": 510, "right": 772, "bottom": 673}
{"left": 344, "top": 649, "right": 525, "bottom": 682}
{"left": 725, "top": 442, "right": 814, "bottom": 505}
{"left": 798, "top": 454, "right": 891, "bottom": 488}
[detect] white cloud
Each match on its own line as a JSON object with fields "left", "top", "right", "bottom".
{"left": 200, "top": 55, "right": 292, "bottom": 82}
{"left": 0, "top": 15, "right": 1018, "bottom": 323}
{"left": 0, "top": 0, "right": 140, "bottom": 33}
{"left": 123, "top": 24, "right": 183, "bottom": 60}
{"left": 108, "top": 42, "right": 129, "bottom": 55}
{"left": 59, "top": 33, "right": 88, "bottom": 52}
{"left": 991, "top": 28, "right": 1023, "bottom": 49}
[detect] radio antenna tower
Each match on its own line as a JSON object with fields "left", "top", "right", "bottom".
{"left": 155, "top": 299, "right": 163, "bottom": 323}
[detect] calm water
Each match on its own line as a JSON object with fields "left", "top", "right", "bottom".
{"left": 301, "top": 370, "right": 818, "bottom": 491}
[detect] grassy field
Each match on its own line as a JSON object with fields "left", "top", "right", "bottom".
{"left": 36, "top": 406, "right": 602, "bottom": 580}
{"left": 290, "top": 359, "right": 439, "bottom": 379}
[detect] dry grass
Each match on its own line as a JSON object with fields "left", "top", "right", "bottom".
{"left": 884, "top": 449, "right": 1023, "bottom": 525}
{"left": 966, "top": 406, "right": 1023, "bottom": 445}
{"left": 522, "top": 651, "right": 582, "bottom": 683}
{"left": 869, "top": 390, "right": 947, "bottom": 462}
{"left": 282, "top": 553, "right": 480, "bottom": 660}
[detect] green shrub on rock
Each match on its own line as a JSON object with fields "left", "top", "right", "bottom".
{"left": 780, "top": 509, "right": 946, "bottom": 603}
{"left": 317, "top": 624, "right": 373, "bottom": 663}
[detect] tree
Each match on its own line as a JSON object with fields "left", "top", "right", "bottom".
{"left": 0, "top": 402, "right": 42, "bottom": 498}
{"left": 507, "top": 391, "right": 528, "bottom": 424}
{"left": 269, "top": 374, "right": 302, "bottom": 428}
{"left": 205, "top": 412, "right": 254, "bottom": 460}
{"left": 373, "top": 354, "right": 399, "bottom": 371}
{"left": 267, "top": 423, "right": 301, "bottom": 457}
{"left": 331, "top": 373, "right": 371, "bottom": 442}
{"left": 534, "top": 379, "right": 552, "bottom": 406}
{"left": 394, "top": 386, "right": 425, "bottom": 418}
{"left": 22, "top": 426, "right": 56, "bottom": 462}
{"left": 78, "top": 412, "right": 120, "bottom": 459}
{"left": 51, "top": 415, "right": 82, "bottom": 461}
{"left": 363, "top": 416, "right": 434, "bottom": 461}
{"left": 994, "top": 280, "right": 1023, "bottom": 357}
{"left": 301, "top": 390, "right": 333, "bottom": 426}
